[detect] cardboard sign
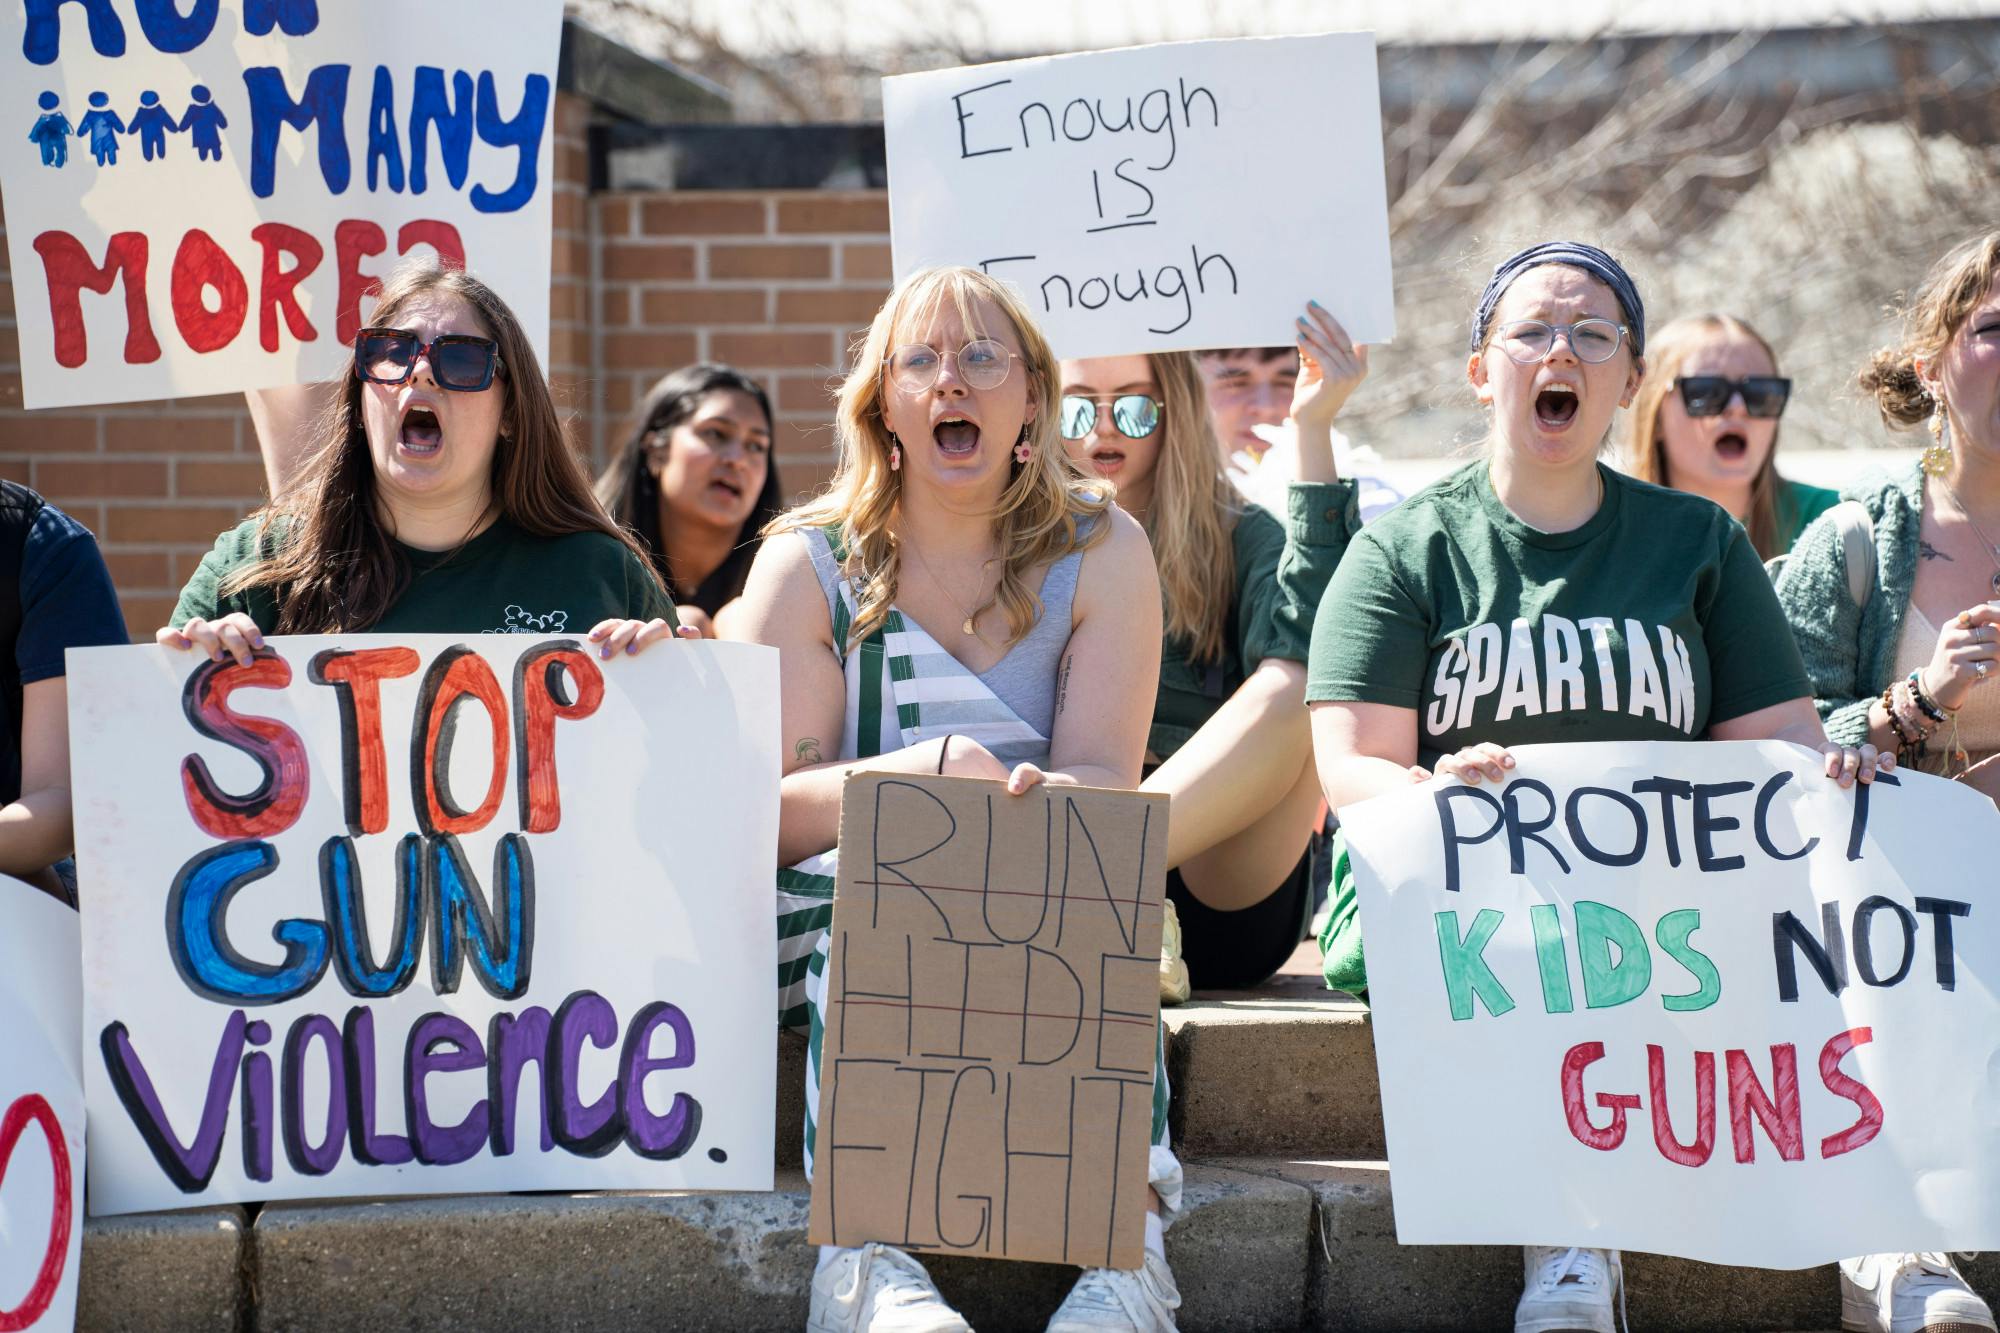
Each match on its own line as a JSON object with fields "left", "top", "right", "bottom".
{"left": 67, "top": 635, "right": 779, "bottom": 1215}
{"left": 882, "top": 34, "right": 1395, "bottom": 360}
{"left": 808, "top": 774, "right": 1168, "bottom": 1269}
{"left": 0, "top": 889, "right": 84, "bottom": 1331}
{"left": 1341, "top": 740, "right": 2000, "bottom": 1269}
{"left": 0, "top": 1, "right": 560, "bottom": 409}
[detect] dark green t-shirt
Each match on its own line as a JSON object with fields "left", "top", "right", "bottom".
{"left": 1306, "top": 461, "right": 1808, "bottom": 764}
{"left": 171, "top": 516, "right": 674, "bottom": 635}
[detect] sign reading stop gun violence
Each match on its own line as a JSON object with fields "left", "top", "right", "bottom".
{"left": 882, "top": 33, "right": 1396, "bottom": 360}
{"left": 0, "top": 0, "right": 560, "bottom": 409}
{"left": 0, "top": 890, "right": 85, "bottom": 1332}
{"left": 67, "top": 635, "right": 779, "bottom": 1215}
{"left": 809, "top": 775, "right": 1169, "bottom": 1269}
{"left": 1341, "top": 740, "right": 2000, "bottom": 1269}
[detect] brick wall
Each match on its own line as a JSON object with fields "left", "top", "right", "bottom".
{"left": 0, "top": 95, "right": 890, "bottom": 638}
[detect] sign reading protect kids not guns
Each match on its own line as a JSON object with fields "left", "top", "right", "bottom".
{"left": 0, "top": 890, "right": 85, "bottom": 1331}
{"left": 1342, "top": 740, "right": 2000, "bottom": 1269}
{"left": 0, "top": 1, "right": 560, "bottom": 410}
{"left": 882, "top": 34, "right": 1396, "bottom": 361}
{"left": 66, "top": 635, "right": 779, "bottom": 1215}
{"left": 809, "top": 775, "right": 1169, "bottom": 1270}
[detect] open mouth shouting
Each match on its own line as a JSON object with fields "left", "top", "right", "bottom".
{"left": 1085, "top": 443, "right": 1128, "bottom": 476}
{"left": 933, "top": 412, "right": 981, "bottom": 459}
{"left": 398, "top": 400, "right": 444, "bottom": 458}
{"left": 1533, "top": 380, "right": 1579, "bottom": 432}
{"left": 1713, "top": 429, "right": 1749, "bottom": 462}
{"left": 707, "top": 473, "right": 746, "bottom": 505}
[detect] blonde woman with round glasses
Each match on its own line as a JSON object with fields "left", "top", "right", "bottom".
{"left": 1058, "top": 303, "right": 1368, "bottom": 1000}
{"left": 727, "top": 266, "right": 1181, "bottom": 1332}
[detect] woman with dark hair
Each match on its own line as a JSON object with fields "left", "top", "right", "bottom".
{"left": 163, "top": 258, "right": 680, "bottom": 658}
{"left": 596, "top": 364, "right": 785, "bottom": 635}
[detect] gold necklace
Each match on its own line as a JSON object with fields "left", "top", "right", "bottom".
{"left": 903, "top": 536, "right": 993, "bottom": 636}
{"left": 1938, "top": 477, "right": 2000, "bottom": 598}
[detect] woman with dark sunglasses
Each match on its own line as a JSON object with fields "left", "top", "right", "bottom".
{"left": 595, "top": 364, "right": 784, "bottom": 637}
{"left": 161, "top": 259, "right": 680, "bottom": 657}
{"left": 1623, "top": 314, "right": 1838, "bottom": 559}
{"left": 1057, "top": 308, "right": 1366, "bottom": 1000}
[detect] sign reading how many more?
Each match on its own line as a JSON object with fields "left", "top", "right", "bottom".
{"left": 883, "top": 34, "right": 1396, "bottom": 360}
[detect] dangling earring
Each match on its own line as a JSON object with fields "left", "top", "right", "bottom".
{"left": 887, "top": 431, "right": 902, "bottom": 472}
{"left": 1013, "top": 426, "right": 1032, "bottom": 466}
{"left": 1922, "top": 403, "right": 1952, "bottom": 477}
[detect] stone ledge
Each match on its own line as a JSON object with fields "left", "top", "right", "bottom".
{"left": 78, "top": 1205, "right": 249, "bottom": 1333}
{"left": 1165, "top": 991, "right": 1382, "bottom": 1160}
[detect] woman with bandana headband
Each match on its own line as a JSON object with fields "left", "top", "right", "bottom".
{"left": 1303, "top": 243, "right": 1915, "bottom": 1333}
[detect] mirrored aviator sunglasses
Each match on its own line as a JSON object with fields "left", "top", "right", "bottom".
{"left": 1059, "top": 393, "right": 1162, "bottom": 440}
{"left": 354, "top": 327, "right": 504, "bottom": 391}
{"left": 1675, "top": 375, "right": 1791, "bottom": 419}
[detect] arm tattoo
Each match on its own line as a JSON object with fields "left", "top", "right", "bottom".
{"left": 794, "top": 737, "right": 824, "bottom": 765}
{"left": 1919, "top": 540, "right": 1953, "bottom": 562}
{"left": 1056, "top": 654, "right": 1074, "bottom": 715}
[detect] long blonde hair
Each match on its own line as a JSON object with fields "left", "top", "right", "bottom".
{"left": 1623, "top": 314, "right": 1786, "bottom": 560}
{"left": 773, "top": 266, "right": 1110, "bottom": 650}
{"left": 1140, "top": 351, "right": 1239, "bottom": 663}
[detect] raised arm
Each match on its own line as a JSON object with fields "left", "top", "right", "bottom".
{"left": 246, "top": 382, "right": 339, "bottom": 498}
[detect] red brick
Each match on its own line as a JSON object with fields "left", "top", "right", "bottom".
{"left": 549, "top": 325, "right": 588, "bottom": 373}
{"left": 34, "top": 459, "right": 168, "bottom": 499}
{"left": 593, "top": 196, "right": 636, "bottom": 237}
{"left": 1, "top": 414, "right": 99, "bottom": 452}
{"left": 0, "top": 457, "right": 29, "bottom": 483}
{"left": 558, "top": 143, "right": 589, "bottom": 188}
{"left": 775, "top": 418, "right": 839, "bottom": 456}
{"left": 0, "top": 281, "right": 12, "bottom": 317}
{"left": 106, "top": 417, "right": 237, "bottom": 453}
{"left": 708, "top": 330, "right": 836, "bottom": 369}
{"left": 603, "top": 332, "right": 699, "bottom": 372}
{"left": 841, "top": 243, "right": 893, "bottom": 282}
{"left": 641, "top": 287, "right": 767, "bottom": 326}
{"left": 639, "top": 197, "right": 768, "bottom": 236}
{"left": 776, "top": 373, "right": 839, "bottom": 413}
{"left": 776, "top": 287, "right": 891, "bottom": 325}
{"left": 162, "top": 393, "right": 248, "bottom": 414}
{"left": 555, "top": 93, "right": 592, "bottom": 137}
{"left": 603, "top": 376, "right": 638, "bottom": 417}
{"left": 102, "top": 503, "right": 250, "bottom": 544}
{"left": 103, "top": 549, "right": 172, "bottom": 589}
{"left": 708, "top": 244, "right": 831, "bottom": 281}
{"left": 776, "top": 196, "right": 891, "bottom": 234}
{"left": 553, "top": 191, "right": 586, "bottom": 233}
{"left": 118, "top": 592, "right": 178, "bottom": 638}
{"left": 604, "top": 243, "right": 696, "bottom": 282}
{"left": 777, "top": 457, "right": 839, "bottom": 505}
{"left": 551, "top": 281, "right": 585, "bottom": 323}
{"left": 176, "top": 459, "right": 269, "bottom": 499}
{"left": 0, "top": 372, "right": 22, "bottom": 409}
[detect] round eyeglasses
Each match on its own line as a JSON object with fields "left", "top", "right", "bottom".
{"left": 1493, "top": 319, "right": 1628, "bottom": 365}
{"left": 1060, "top": 394, "right": 1162, "bottom": 440}
{"left": 887, "top": 339, "right": 1018, "bottom": 393}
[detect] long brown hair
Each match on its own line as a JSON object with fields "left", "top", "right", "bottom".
{"left": 224, "top": 260, "right": 660, "bottom": 632}
{"left": 1624, "top": 314, "right": 1786, "bottom": 559}
{"left": 1859, "top": 230, "right": 2000, "bottom": 428}
{"left": 1140, "top": 351, "right": 1238, "bottom": 663}
{"left": 773, "top": 266, "right": 1110, "bottom": 651}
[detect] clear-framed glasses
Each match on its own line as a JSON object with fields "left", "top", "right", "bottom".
{"left": 1493, "top": 319, "right": 1627, "bottom": 365}
{"left": 1060, "top": 393, "right": 1162, "bottom": 440}
{"left": 886, "top": 339, "right": 1017, "bottom": 392}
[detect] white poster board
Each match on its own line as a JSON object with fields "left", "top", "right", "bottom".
{"left": 1342, "top": 740, "right": 2000, "bottom": 1269}
{"left": 0, "top": 0, "right": 560, "bottom": 409}
{"left": 0, "top": 889, "right": 84, "bottom": 1333}
{"left": 68, "top": 635, "right": 778, "bottom": 1215}
{"left": 882, "top": 34, "right": 1395, "bottom": 360}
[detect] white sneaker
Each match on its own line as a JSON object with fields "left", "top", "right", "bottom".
{"left": 807, "top": 1243, "right": 971, "bottom": 1333}
{"left": 1840, "top": 1252, "right": 1996, "bottom": 1333}
{"left": 1045, "top": 1250, "right": 1181, "bottom": 1331}
{"left": 1159, "top": 899, "right": 1190, "bottom": 1006}
{"left": 1515, "top": 1246, "right": 1622, "bottom": 1333}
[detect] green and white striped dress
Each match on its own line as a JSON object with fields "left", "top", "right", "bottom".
{"left": 778, "top": 526, "right": 1181, "bottom": 1218}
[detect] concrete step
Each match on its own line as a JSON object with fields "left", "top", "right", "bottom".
{"left": 83, "top": 1162, "right": 1306, "bottom": 1332}
{"left": 1215, "top": 1157, "right": 2000, "bottom": 1333}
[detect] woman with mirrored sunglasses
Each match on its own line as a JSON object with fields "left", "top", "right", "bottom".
{"left": 595, "top": 363, "right": 784, "bottom": 636}
{"left": 160, "top": 258, "right": 681, "bottom": 660}
{"left": 1057, "top": 304, "right": 1369, "bottom": 1002}
{"left": 1623, "top": 314, "right": 1838, "bottom": 559}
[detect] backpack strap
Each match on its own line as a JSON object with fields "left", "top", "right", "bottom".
{"left": 1829, "top": 500, "right": 1875, "bottom": 611}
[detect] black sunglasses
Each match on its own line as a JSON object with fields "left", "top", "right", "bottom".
{"left": 354, "top": 327, "right": 504, "bottom": 391}
{"left": 1675, "top": 375, "right": 1790, "bottom": 419}
{"left": 1060, "top": 393, "right": 1162, "bottom": 440}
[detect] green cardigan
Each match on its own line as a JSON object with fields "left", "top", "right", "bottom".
{"left": 1771, "top": 463, "right": 1925, "bottom": 745}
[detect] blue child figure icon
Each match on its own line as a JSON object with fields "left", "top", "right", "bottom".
{"left": 29, "top": 92, "right": 71, "bottom": 168}
{"left": 129, "top": 90, "right": 178, "bottom": 161}
{"left": 179, "top": 86, "right": 227, "bottom": 162}
{"left": 77, "top": 91, "right": 124, "bottom": 167}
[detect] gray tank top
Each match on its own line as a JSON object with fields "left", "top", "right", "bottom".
{"left": 804, "top": 525, "right": 1087, "bottom": 743}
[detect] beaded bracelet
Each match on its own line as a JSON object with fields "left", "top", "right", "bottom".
{"left": 1881, "top": 680, "right": 1917, "bottom": 748}
{"left": 1892, "top": 680, "right": 1937, "bottom": 740}
{"left": 1906, "top": 670, "right": 1949, "bottom": 724}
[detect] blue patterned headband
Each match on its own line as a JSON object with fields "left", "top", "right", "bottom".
{"left": 1469, "top": 242, "right": 1645, "bottom": 356}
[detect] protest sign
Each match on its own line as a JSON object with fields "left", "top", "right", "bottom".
{"left": 808, "top": 774, "right": 1168, "bottom": 1269}
{"left": 882, "top": 34, "right": 1395, "bottom": 360}
{"left": 0, "top": 0, "right": 560, "bottom": 409}
{"left": 1341, "top": 740, "right": 2000, "bottom": 1269}
{"left": 67, "top": 634, "right": 778, "bottom": 1215}
{"left": 0, "top": 889, "right": 84, "bottom": 1331}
